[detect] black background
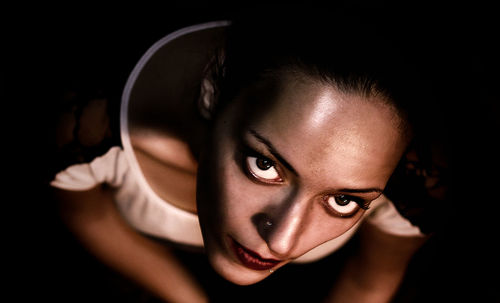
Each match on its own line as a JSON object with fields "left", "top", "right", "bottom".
{"left": 6, "top": 3, "right": 499, "bottom": 302}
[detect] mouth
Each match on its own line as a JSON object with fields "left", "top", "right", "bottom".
{"left": 230, "top": 237, "right": 281, "bottom": 271}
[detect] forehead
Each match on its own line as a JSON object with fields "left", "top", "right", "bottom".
{"left": 239, "top": 77, "right": 407, "bottom": 188}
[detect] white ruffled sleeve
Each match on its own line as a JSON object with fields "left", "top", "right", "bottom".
{"left": 50, "top": 146, "right": 128, "bottom": 191}
{"left": 365, "top": 196, "right": 424, "bottom": 237}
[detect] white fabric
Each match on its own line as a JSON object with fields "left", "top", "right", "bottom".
{"left": 365, "top": 197, "right": 423, "bottom": 237}
{"left": 50, "top": 21, "right": 423, "bottom": 262}
{"left": 51, "top": 146, "right": 204, "bottom": 246}
{"left": 51, "top": 147, "right": 127, "bottom": 191}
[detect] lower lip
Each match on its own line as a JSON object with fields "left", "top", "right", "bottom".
{"left": 230, "top": 238, "right": 280, "bottom": 271}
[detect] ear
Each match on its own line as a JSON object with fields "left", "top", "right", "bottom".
{"left": 198, "top": 78, "right": 216, "bottom": 120}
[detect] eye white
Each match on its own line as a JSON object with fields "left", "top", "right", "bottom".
{"left": 246, "top": 156, "right": 280, "bottom": 180}
{"left": 326, "top": 196, "right": 358, "bottom": 215}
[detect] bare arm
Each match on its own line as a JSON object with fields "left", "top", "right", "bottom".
{"left": 324, "top": 221, "right": 428, "bottom": 303}
{"left": 54, "top": 185, "right": 208, "bottom": 303}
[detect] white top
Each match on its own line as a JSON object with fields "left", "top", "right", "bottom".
{"left": 50, "top": 21, "right": 423, "bottom": 263}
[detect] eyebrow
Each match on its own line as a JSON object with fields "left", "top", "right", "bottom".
{"left": 248, "top": 129, "right": 384, "bottom": 194}
{"left": 248, "top": 129, "right": 299, "bottom": 176}
{"left": 337, "top": 188, "right": 383, "bottom": 194}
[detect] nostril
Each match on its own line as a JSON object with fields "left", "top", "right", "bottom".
{"left": 251, "top": 212, "right": 274, "bottom": 240}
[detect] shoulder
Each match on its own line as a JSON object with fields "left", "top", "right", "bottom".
{"left": 50, "top": 86, "right": 122, "bottom": 180}
{"left": 383, "top": 143, "right": 451, "bottom": 234}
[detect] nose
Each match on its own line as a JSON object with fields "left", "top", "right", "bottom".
{"left": 263, "top": 195, "right": 311, "bottom": 259}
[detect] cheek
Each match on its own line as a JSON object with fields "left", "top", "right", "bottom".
{"left": 295, "top": 205, "right": 365, "bottom": 256}
{"left": 196, "top": 129, "right": 260, "bottom": 226}
{"left": 217, "top": 152, "right": 268, "bottom": 229}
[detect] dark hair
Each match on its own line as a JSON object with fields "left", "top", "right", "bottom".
{"left": 205, "top": 10, "right": 452, "bottom": 234}
{"left": 211, "top": 11, "right": 435, "bottom": 130}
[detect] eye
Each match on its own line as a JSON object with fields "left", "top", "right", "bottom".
{"left": 246, "top": 156, "right": 282, "bottom": 182}
{"left": 323, "top": 195, "right": 360, "bottom": 217}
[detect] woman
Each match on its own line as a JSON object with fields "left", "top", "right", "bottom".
{"left": 51, "top": 12, "right": 449, "bottom": 302}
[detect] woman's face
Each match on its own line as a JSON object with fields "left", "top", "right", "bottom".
{"left": 196, "top": 76, "right": 408, "bottom": 285}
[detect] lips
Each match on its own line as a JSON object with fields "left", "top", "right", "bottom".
{"left": 230, "top": 238, "right": 281, "bottom": 271}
